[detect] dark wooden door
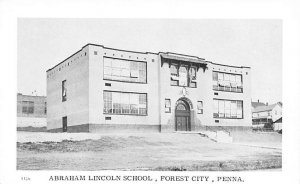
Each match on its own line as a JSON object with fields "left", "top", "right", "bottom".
{"left": 176, "top": 116, "right": 189, "bottom": 131}
{"left": 62, "top": 116, "right": 67, "bottom": 132}
{"left": 175, "top": 100, "right": 190, "bottom": 131}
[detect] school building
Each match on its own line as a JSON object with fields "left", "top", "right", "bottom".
{"left": 46, "top": 44, "right": 251, "bottom": 133}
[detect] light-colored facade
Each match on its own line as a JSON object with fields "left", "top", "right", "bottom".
{"left": 17, "top": 93, "right": 47, "bottom": 128}
{"left": 47, "top": 44, "right": 252, "bottom": 133}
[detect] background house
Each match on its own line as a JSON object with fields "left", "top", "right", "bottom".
{"left": 252, "top": 101, "right": 282, "bottom": 131}
{"left": 251, "top": 100, "right": 266, "bottom": 111}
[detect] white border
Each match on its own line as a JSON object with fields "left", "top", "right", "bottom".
{"left": 1, "top": 0, "right": 300, "bottom": 183}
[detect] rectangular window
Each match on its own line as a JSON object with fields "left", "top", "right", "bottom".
{"left": 22, "top": 101, "right": 34, "bottom": 114}
{"left": 103, "top": 91, "right": 147, "bottom": 115}
{"left": 62, "top": 80, "right": 67, "bottom": 102}
{"left": 213, "top": 99, "right": 243, "bottom": 119}
{"left": 103, "top": 57, "right": 146, "bottom": 83}
{"left": 197, "top": 101, "right": 203, "bottom": 114}
{"left": 170, "top": 64, "right": 197, "bottom": 87}
{"left": 189, "top": 67, "right": 197, "bottom": 88}
{"left": 165, "top": 99, "right": 171, "bottom": 113}
{"left": 212, "top": 71, "right": 243, "bottom": 93}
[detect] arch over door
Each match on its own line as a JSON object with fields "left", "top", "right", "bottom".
{"left": 175, "top": 100, "right": 191, "bottom": 131}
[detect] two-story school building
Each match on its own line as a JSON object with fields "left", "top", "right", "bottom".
{"left": 46, "top": 44, "right": 251, "bottom": 133}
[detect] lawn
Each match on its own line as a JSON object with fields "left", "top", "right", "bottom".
{"left": 17, "top": 132, "right": 282, "bottom": 171}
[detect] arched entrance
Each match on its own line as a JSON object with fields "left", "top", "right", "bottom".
{"left": 175, "top": 99, "right": 191, "bottom": 131}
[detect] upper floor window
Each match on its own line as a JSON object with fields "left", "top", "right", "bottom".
{"left": 62, "top": 80, "right": 67, "bottom": 102}
{"left": 170, "top": 65, "right": 197, "bottom": 88}
{"left": 213, "top": 71, "right": 243, "bottom": 93}
{"left": 103, "top": 57, "right": 146, "bottom": 83}
{"left": 22, "top": 101, "right": 34, "bottom": 114}
{"left": 189, "top": 67, "right": 197, "bottom": 87}
{"left": 179, "top": 66, "right": 188, "bottom": 86}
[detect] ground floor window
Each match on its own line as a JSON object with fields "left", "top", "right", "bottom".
{"left": 213, "top": 99, "right": 243, "bottom": 119}
{"left": 197, "top": 101, "right": 203, "bottom": 114}
{"left": 165, "top": 99, "right": 171, "bottom": 113}
{"left": 103, "top": 91, "right": 147, "bottom": 115}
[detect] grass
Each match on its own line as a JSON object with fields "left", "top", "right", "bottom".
{"left": 17, "top": 133, "right": 282, "bottom": 171}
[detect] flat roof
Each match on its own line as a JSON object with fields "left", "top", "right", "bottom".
{"left": 46, "top": 43, "right": 251, "bottom": 72}
{"left": 17, "top": 93, "right": 46, "bottom": 98}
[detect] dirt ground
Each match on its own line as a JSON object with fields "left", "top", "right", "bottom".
{"left": 17, "top": 132, "right": 282, "bottom": 171}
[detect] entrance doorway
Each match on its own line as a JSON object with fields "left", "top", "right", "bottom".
{"left": 62, "top": 116, "right": 67, "bottom": 132}
{"left": 175, "top": 100, "right": 191, "bottom": 131}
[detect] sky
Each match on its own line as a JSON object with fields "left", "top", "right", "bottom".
{"left": 17, "top": 19, "right": 282, "bottom": 104}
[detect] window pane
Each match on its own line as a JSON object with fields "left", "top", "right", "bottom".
{"left": 218, "top": 73, "right": 224, "bottom": 81}
{"left": 103, "top": 58, "right": 146, "bottom": 83}
{"left": 138, "top": 70, "right": 146, "bottom": 83}
{"left": 179, "top": 66, "right": 188, "bottom": 86}
{"left": 22, "top": 103, "right": 28, "bottom": 113}
{"left": 139, "top": 62, "right": 146, "bottom": 70}
{"left": 111, "top": 59, "right": 120, "bottom": 67}
{"left": 188, "top": 67, "right": 197, "bottom": 87}
{"left": 170, "top": 80, "right": 178, "bottom": 86}
{"left": 213, "top": 72, "right": 218, "bottom": 81}
{"left": 139, "top": 94, "right": 147, "bottom": 115}
{"left": 103, "top": 58, "right": 112, "bottom": 67}
{"left": 165, "top": 99, "right": 171, "bottom": 113}
{"left": 218, "top": 100, "right": 225, "bottom": 117}
{"left": 197, "top": 101, "right": 203, "bottom": 114}
{"left": 236, "top": 75, "right": 242, "bottom": 82}
{"left": 165, "top": 99, "right": 171, "bottom": 107}
{"left": 104, "top": 91, "right": 147, "bottom": 115}
{"left": 225, "top": 101, "right": 231, "bottom": 118}
{"left": 170, "top": 65, "right": 178, "bottom": 76}
{"left": 197, "top": 101, "right": 203, "bottom": 109}
{"left": 190, "top": 67, "right": 196, "bottom": 78}
{"left": 176, "top": 104, "right": 186, "bottom": 110}
{"left": 214, "top": 99, "right": 243, "bottom": 119}
{"left": 104, "top": 67, "right": 112, "bottom": 76}
{"left": 230, "top": 101, "right": 237, "bottom": 117}
{"left": 213, "top": 100, "right": 218, "bottom": 113}
{"left": 224, "top": 74, "right": 230, "bottom": 81}
{"left": 213, "top": 72, "right": 243, "bottom": 93}
{"left": 213, "top": 99, "right": 219, "bottom": 118}
{"left": 230, "top": 74, "right": 236, "bottom": 82}
{"left": 62, "top": 80, "right": 67, "bottom": 101}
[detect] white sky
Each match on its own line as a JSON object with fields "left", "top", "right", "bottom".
{"left": 17, "top": 19, "right": 282, "bottom": 104}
